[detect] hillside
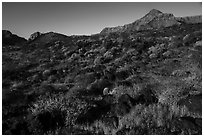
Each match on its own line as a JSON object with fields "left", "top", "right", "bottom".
{"left": 2, "top": 9, "right": 202, "bottom": 135}
{"left": 2, "top": 30, "right": 27, "bottom": 47}
{"left": 100, "top": 9, "right": 201, "bottom": 34}
{"left": 176, "top": 15, "right": 202, "bottom": 24}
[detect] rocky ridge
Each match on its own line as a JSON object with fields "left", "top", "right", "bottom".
{"left": 100, "top": 9, "right": 201, "bottom": 34}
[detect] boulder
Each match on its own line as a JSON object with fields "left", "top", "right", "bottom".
{"left": 103, "top": 87, "right": 109, "bottom": 95}
{"left": 29, "top": 32, "right": 41, "bottom": 41}
{"left": 42, "top": 69, "right": 51, "bottom": 77}
{"left": 194, "top": 41, "right": 202, "bottom": 47}
{"left": 87, "top": 79, "right": 112, "bottom": 95}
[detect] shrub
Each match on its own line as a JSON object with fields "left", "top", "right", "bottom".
{"left": 28, "top": 93, "right": 67, "bottom": 133}
{"left": 115, "top": 66, "right": 131, "bottom": 80}
{"left": 118, "top": 103, "right": 192, "bottom": 134}
{"left": 94, "top": 56, "right": 102, "bottom": 65}
{"left": 28, "top": 92, "right": 91, "bottom": 134}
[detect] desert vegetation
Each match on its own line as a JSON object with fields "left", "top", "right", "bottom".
{"left": 2, "top": 9, "right": 202, "bottom": 135}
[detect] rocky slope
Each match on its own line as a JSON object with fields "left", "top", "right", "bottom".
{"left": 176, "top": 15, "right": 202, "bottom": 24}
{"left": 2, "top": 9, "right": 202, "bottom": 135}
{"left": 100, "top": 9, "right": 201, "bottom": 34}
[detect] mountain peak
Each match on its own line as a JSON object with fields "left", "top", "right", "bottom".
{"left": 100, "top": 9, "right": 201, "bottom": 34}
{"left": 147, "top": 9, "right": 163, "bottom": 16}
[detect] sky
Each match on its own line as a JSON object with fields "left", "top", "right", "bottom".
{"left": 2, "top": 2, "right": 202, "bottom": 39}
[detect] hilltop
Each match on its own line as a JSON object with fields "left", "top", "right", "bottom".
{"left": 2, "top": 30, "right": 27, "bottom": 46}
{"left": 100, "top": 9, "right": 201, "bottom": 34}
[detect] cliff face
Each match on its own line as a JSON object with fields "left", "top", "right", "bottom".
{"left": 100, "top": 9, "right": 201, "bottom": 34}
{"left": 148, "top": 13, "right": 180, "bottom": 28}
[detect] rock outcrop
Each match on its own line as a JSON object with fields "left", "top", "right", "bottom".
{"left": 176, "top": 15, "right": 202, "bottom": 24}
{"left": 28, "top": 31, "right": 41, "bottom": 41}
{"left": 100, "top": 9, "right": 201, "bottom": 34}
